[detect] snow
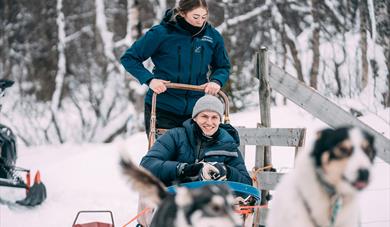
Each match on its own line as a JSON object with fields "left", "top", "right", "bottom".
{"left": 1, "top": 102, "right": 389, "bottom": 227}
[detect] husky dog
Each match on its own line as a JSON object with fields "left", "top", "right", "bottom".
{"left": 267, "top": 126, "right": 376, "bottom": 227}
{"left": 120, "top": 158, "right": 242, "bottom": 227}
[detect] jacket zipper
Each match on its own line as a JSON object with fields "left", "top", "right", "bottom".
{"left": 200, "top": 46, "right": 204, "bottom": 82}
{"left": 195, "top": 138, "right": 202, "bottom": 163}
{"left": 177, "top": 46, "right": 181, "bottom": 72}
{"left": 188, "top": 41, "right": 195, "bottom": 84}
{"left": 184, "top": 41, "right": 195, "bottom": 114}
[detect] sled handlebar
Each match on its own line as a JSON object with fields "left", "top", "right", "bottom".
{"left": 148, "top": 83, "right": 230, "bottom": 149}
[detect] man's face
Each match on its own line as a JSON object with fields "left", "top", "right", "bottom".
{"left": 193, "top": 111, "right": 220, "bottom": 136}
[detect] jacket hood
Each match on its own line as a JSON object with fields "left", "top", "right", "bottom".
{"left": 161, "top": 9, "right": 176, "bottom": 26}
{"left": 160, "top": 9, "right": 209, "bottom": 36}
{"left": 219, "top": 123, "right": 240, "bottom": 146}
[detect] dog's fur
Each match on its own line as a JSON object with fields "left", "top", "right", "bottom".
{"left": 120, "top": 157, "right": 242, "bottom": 227}
{"left": 267, "top": 126, "right": 376, "bottom": 227}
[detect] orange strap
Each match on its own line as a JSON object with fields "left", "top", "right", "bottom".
{"left": 235, "top": 204, "right": 268, "bottom": 215}
{"left": 122, "top": 208, "right": 151, "bottom": 227}
{"left": 26, "top": 172, "right": 31, "bottom": 193}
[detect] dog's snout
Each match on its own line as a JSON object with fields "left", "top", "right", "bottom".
{"left": 357, "top": 168, "right": 369, "bottom": 182}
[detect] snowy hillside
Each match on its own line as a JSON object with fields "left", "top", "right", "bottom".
{"left": 1, "top": 103, "right": 389, "bottom": 227}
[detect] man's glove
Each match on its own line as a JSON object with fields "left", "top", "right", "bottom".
{"left": 177, "top": 163, "right": 203, "bottom": 179}
{"left": 200, "top": 162, "right": 227, "bottom": 181}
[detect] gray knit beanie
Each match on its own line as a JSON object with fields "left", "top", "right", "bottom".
{"left": 192, "top": 95, "right": 224, "bottom": 119}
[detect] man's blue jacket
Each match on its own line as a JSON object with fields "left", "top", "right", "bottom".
{"left": 120, "top": 10, "right": 231, "bottom": 115}
{"left": 140, "top": 119, "right": 252, "bottom": 186}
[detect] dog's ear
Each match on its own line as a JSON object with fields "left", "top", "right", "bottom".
{"left": 361, "top": 129, "right": 377, "bottom": 161}
{"left": 362, "top": 130, "right": 375, "bottom": 147}
{"left": 311, "top": 128, "right": 335, "bottom": 166}
{"left": 311, "top": 127, "right": 353, "bottom": 166}
{"left": 120, "top": 156, "right": 167, "bottom": 205}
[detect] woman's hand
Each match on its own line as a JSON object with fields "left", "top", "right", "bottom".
{"left": 203, "top": 81, "right": 221, "bottom": 95}
{"left": 149, "top": 79, "right": 170, "bottom": 94}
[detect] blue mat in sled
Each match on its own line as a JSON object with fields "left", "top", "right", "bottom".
{"left": 167, "top": 181, "right": 261, "bottom": 201}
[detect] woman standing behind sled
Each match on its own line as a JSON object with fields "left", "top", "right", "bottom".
{"left": 120, "top": 0, "right": 231, "bottom": 135}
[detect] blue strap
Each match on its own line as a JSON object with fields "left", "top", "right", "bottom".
{"left": 167, "top": 181, "right": 261, "bottom": 201}
{"left": 330, "top": 197, "right": 342, "bottom": 226}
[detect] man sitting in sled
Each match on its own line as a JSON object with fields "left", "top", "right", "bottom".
{"left": 140, "top": 95, "right": 251, "bottom": 186}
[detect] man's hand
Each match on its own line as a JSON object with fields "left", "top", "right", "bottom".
{"left": 177, "top": 163, "right": 203, "bottom": 179}
{"left": 200, "top": 162, "right": 227, "bottom": 181}
{"left": 149, "top": 79, "right": 170, "bottom": 94}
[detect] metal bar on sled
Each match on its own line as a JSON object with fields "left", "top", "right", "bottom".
{"left": 0, "top": 178, "right": 27, "bottom": 189}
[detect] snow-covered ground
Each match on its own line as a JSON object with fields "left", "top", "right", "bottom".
{"left": 1, "top": 103, "right": 389, "bottom": 227}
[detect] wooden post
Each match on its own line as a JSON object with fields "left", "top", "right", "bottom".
{"left": 259, "top": 47, "right": 272, "bottom": 167}
{"left": 254, "top": 47, "right": 272, "bottom": 226}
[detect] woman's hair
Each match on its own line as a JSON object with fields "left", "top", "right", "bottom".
{"left": 176, "top": 0, "right": 208, "bottom": 14}
{"left": 169, "top": 0, "right": 208, "bottom": 23}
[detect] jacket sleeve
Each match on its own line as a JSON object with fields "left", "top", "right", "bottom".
{"left": 140, "top": 130, "right": 180, "bottom": 186}
{"left": 209, "top": 34, "right": 231, "bottom": 86}
{"left": 225, "top": 149, "right": 252, "bottom": 185}
{"left": 120, "top": 26, "right": 163, "bottom": 85}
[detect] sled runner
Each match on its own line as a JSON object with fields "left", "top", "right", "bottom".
{"left": 0, "top": 79, "right": 47, "bottom": 206}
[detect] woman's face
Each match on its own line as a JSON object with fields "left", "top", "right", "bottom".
{"left": 193, "top": 111, "right": 220, "bottom": 136}
{"left": 181, "top": 7, "right": 208, "bottom": 27}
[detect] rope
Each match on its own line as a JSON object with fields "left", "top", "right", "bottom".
{"left": 251, "top": 164, "right": 273, "bottom": 182}
{"left": 122, "top": 208, "right": 152, "bottom": 227}
{"left": 250, "top": 165, "right": 272, "bottom": 226}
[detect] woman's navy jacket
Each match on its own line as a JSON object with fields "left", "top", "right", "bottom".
{"left": 120, "top": 10, "right": 231, "bottom": 115}
{"left": 140, "top": 119, "right": 252, "bottom": 186}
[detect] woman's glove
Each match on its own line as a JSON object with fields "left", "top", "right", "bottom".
{"left": 176, "top": 163, "right": 203, "bottom": 179}
{"left": 200, "top": 162, "right": 227, "bottom": 181}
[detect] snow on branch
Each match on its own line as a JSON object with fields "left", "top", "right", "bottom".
{"left": 64, "top": 26, "right": 93, "bottom": 43}
{"left": 323, "top": 1, "right": 345, "bottom": 28}
{"left": 367, "top": 0, "right": 376, "bottom": 40}
{"left": 95, "top": 0, "right": 121, "bottom": 70}
{"left": 216, "top": 5, "right": 268, "bottom": 33}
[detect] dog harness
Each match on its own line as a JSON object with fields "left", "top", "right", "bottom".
{"left": 297, "top": 169, "right": 343, "bottom": 227}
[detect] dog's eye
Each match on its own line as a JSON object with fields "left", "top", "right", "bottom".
{"left": 337, "top": 146, "right": 353, "bottom": 158}
{"left": 210, "top": 204, "right": 223, "bottom": 214}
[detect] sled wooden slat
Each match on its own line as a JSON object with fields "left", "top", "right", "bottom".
{"left": 236, "top": 128, "right": 306, "bottom": 161}
{"left": 237, "top": 128, "right": 305, "bottom": 147}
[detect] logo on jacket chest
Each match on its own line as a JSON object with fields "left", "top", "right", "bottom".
{"left": 201, "top": 35, "right": 214, "bottom": 44}
{"left": 194, "top": 46, "right": 202, "bottom": 53}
